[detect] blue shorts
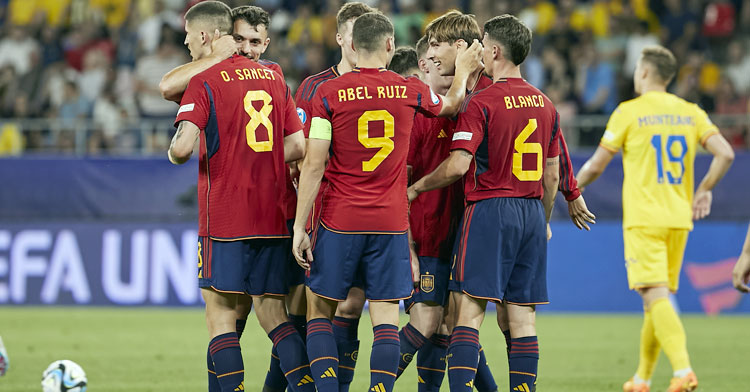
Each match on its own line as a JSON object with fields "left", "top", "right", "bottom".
{"left": 404, "top": 256, "right": 450, "bottom": 312}
{"left": 307, "top": 224, "right": 413, "bottom": 301}
{"left": 286, "top": 220, "right": 306, "bottom": 287}
{"left": 448, "top": 198, "right": 548, "bottom": 305}
{"left": 198, "top": 236, "right": 289, "bottom": 296}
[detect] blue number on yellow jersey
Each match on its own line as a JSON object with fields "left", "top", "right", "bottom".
{"left": 600, "top": 91, "right": 719, "bottom": 230}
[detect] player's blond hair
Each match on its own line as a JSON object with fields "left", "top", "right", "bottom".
{"left": 641, "top": 45, "right": 677, "bottom": 84}
{"left": 336, "top": 2, "right": 375, "bottom": 32}
{"left": 424, "top": 10, "right": 481, "bottom": 44}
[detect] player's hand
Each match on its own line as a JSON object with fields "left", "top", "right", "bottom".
{"left": 692, "top": 189, "right": 712, "bottom": 220}
{"left": 454, "top": 39, "right": 483, "bottom": 74}
{"left": 409, "top": 246, "right": 420, "bottom": 286}
{"left": 292, "top": 228, "right": 313, "bottom": 270}
{"left": 407, "top": 186, "right": 419, "bottom": 203}
{"left": 210, "top": 30, "right": 237, "bottom": 60}
{"left": 733, "top": 252, "right": 750, "bottom": 293}
{"left": 547, "top": 223, "right": 552, "bottom": 241}
{"left": 567, "top": 195, "right": 596, "bottom": 230}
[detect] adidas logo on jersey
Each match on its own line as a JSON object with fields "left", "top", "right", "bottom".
{"left": 513, "top": 382, "right": 532, "bottom": 392}
{"left": 297, "top": 375, "right": 314, "bottom": 386}
{"left": 437, "top": 129, "right": 448, "bottom": 138}
{"left": 233, "top": 382, "right": 245, "bottom": 391}
{"left": 321, "top": 367, "right": 337, "bottom": 378}
{"left": 371, "top": 382, "right": 387, "bottom": 392}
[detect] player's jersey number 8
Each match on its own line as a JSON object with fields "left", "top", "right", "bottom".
{"left": 358, "top": 110, "right": 395, "bottom": 172}
{"left": 243, "top": 90, "right": 274, "bottom": 152}
{"left": 513, "top": 119, "right": 542, "bottom": 181}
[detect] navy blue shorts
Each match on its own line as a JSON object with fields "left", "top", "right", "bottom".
{"left": 306, "top": 224, "right": 413, "bottom": 301}
{"left": 285, "top": 220, "right": 306, "bottom": 287}
{"left": 404, "top": 256, "right": 450, "bottom": 312}
{"left": 198, "top": 236, "right": 289, "bottom": 296}
{"left": 448, "top": 198, "right": 548, "bottom": 305}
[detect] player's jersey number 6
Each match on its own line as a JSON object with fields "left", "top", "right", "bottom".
{"left": 358, "top": 110, "right": 395, "bottom": 172}
{"left": 513, "top": 119, "right": 542, "bottom": 181}
{"left": 243, "top": 90, "right": 274, "bottom": 152}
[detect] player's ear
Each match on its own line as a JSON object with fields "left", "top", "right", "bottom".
{"left": 453, "top": 39, "right": 467, "bottom": 50}
{"left": 336, "top": 32, "right": 343, "bottom": 46}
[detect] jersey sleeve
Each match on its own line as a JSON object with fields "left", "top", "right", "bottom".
{"left": 410, "top": 77, "right": 443, "bottom": 117}
{"left": 308, "top": 87, "right": 333, "bottom": 140}
{"left": 599, "top": 104, "right": 629, "bottom": 152}
{"left": 557, "top": 131, "right": 581, "bottom": 201}
{"left": 282, "top": 84, "right": 303, "bottom": 137}
{"left": 450, "top": 98, "right": 484, "bottom": 154}
{"left": 693, "top": 104, "right": 720, "bottom": 146}
{"left": 295, "top": 81, "right": 313, "bottom": 137}
{"left": 174, "top": 77, "right": 209, "bottom": 129}
{"left": 546, "top": 111, "right": 561, "bottom": 158}
{"left": 407, "top": 116, "right": 424, "bottom": 168}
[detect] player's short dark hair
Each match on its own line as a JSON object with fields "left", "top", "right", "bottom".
{"left": 415, "top": 35, "right": 428, "bottom": 59}
{"left": 352, "top": 12, "right": 393, "bottom": 53}
{"left": 336, "top": 2, "right": 375, "bottom": 32}
{"left": 388, "top": 47, "right": 419, "bottom": 76}
{"left": 232, "top": 5, "right": 269, "bottom": 30}
{"left": 641, "top": 45, "right": 677, "bottom": 84}
{"left": 185, "top": 1, "right": 233, "bottom": 35}
{"left": 424, "top": 10, "right": 481, "bottom": 45}
{"left": 483, "top": 14, "right": 532, "bottom": 66}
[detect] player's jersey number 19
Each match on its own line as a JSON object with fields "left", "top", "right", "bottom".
{"left": 513, "top": 119, "right": 542, "bottom": 181}
{"left": 650, "top": 134, "right": 687, "bottom": 184}
{"left": 244, "top": 90, "right": 274, "bottom": 152}
{"left": 358, "top": 110, "right": 395, "bottom": 172}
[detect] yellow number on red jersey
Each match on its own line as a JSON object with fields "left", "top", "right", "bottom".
{"left": 512, "top": 119, "right": 542, "bottom": 181}
{"left": 357, "top": 110, "right": 395, "bottom": 172}
{"left": 243, "top": 90, "right": 274, "bottom": 152}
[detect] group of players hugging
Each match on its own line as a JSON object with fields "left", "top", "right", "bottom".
{"left": 160, "top": 1, "right": 735, "bottom": 392}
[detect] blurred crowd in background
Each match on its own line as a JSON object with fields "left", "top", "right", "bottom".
{"left": 0, "top": 0, "right": 749, "bottom": 155}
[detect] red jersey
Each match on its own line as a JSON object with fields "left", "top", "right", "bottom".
{"left": 451, "top": 78, "right": 561, "bottom": 202}
{"left": 310, "top": 67, "right": 443, "bottom": 232}
{"left": 175, "top": 55, "right": 302, "bottom": 239}
{"left": 408, "top": 115, "right": 464, "bottom": 258}
{"left": 258, "top": 59, "right": 284, "bottom": 79}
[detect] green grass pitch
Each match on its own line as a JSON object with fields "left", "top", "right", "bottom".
{"left": 1, "top": 307, "right": 748, "bottom": 391}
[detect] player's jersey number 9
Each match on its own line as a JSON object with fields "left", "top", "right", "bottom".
{"left": 513, "top": 118, "right": 542, "bottom": 182}
{"left": 358, "top": 109, "right": 395, "bottom": 172}
{"left": 244, "top": 90, "right": 274, "bottom": 152}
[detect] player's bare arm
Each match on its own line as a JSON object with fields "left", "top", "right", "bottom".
{"left": 407, "top": 149, "right": 472, "bottom": 202}
{"left": 576, "top": 146, "right": 616, "bottom": 190}
{"left": 159, "top": 32, "right": 236, "bottom": 103}
{"left": 436, "top": 40, "right": 482, "bottom": 117}
{"left": 542, "top": 156, "right": 560, "bottom": 223}
{"left": 283, "top": 130, "right": 306, "bottom": 163}
{"left": 692, "top": 133, "right": 734, "bottom": 220}
{"left": 733, "top": 223, "right": 750, "bottom": 293}
{"left": 292, "top": 120, "right": 330, "bottom": 268}
{"left": 167, "top": 121, "right": 200, "bottom": 164}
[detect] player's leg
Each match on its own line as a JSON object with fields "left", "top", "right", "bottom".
{"left": 415, "top": 320, "right": 449, "bottom": 392}
{"left": 447, "top": 292, "right": 486, "bottom": 392}
{"left": 505, "top": 303, "right": 538, "bottom": 392}
{"left": 333, "top": 287, "right": 365, "bottom": 392}
{"left": 497, "top": 303, "right": 512, "bottom": 355}
{"left": 397, "top": 256, "right": 446, "bottom": 380}
{"left": 199, "top": 237, "right": 247, "bottom": 392}
{"left": 245, "top": 238, "right": 314, "bottom": 392}
{"left": 304, "top": 226, "right": 362, "bottom": 392}
{"left": 203, "top": 288, "right": 245, "bottom": 392}
{"left": 364, "top": 232, "right": 413, "bottom": 392}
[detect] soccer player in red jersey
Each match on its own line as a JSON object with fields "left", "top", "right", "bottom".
{"left": 291, "top": 3, "right": 375, "bottom": 391}
{"left": 166, "top": 3, "right": 313, "bottom": 392}
{"left": 408, "top": 15, "right": 560, "bottom": 392}
{"left": 292, "top": 12, "right": 482, "bottom": 392}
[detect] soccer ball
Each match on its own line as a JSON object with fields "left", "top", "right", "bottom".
{"left": 41, "top": 360, "right": 87, "bottom": 392}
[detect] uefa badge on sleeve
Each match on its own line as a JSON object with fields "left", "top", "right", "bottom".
{"left": 296, "top": 107, "right": 307, "bottom": 125}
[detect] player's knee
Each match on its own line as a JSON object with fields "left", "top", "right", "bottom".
{"left": 409, "top": 303, "right": 443, "bottom": 337}
{"left": 285, "top": 284, "right": 307, "bottom": 316}
{"left": 335, "top": 289, "right": 366, "bottom": 319}
{"left": 638, "top": 286, "right": 670, "bottom": 308}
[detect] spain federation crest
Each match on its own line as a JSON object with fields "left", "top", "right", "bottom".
{"left": 420, "top": 274, "right": 435, "bottom": 293}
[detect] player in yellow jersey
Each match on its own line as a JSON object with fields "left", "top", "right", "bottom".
{"left": 576, "top": 45, "right": 735, "bottom": 392}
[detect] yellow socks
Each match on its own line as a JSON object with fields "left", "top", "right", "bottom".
{"left": 649, "top": 297, "right": 691, "bottom": 372}
{"left": 635, "top": 307, "right": 660, "bottom": 381}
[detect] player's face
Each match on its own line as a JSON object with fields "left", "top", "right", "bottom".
{"left": 337, "top": 20, "right": 357, "bottom": 67}
{"left": 427, "top": 38, "right": 457, "bottom": 76}
{"left": 233, "top": 19, "right": 270, "bottom": 61}
{"left": 184, "top": 21, "right": 207, "bottom": 61}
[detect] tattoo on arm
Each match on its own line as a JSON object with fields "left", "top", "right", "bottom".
{"left": 458, "top": 150, "right": 473, "bottom": 159}
{"left": 170, "top": 122, "right": 185, "bottom": 150}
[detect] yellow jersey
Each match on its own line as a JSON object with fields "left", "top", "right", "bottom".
{"left": 600, "top": 91, "right": 719, "bottom": 230}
